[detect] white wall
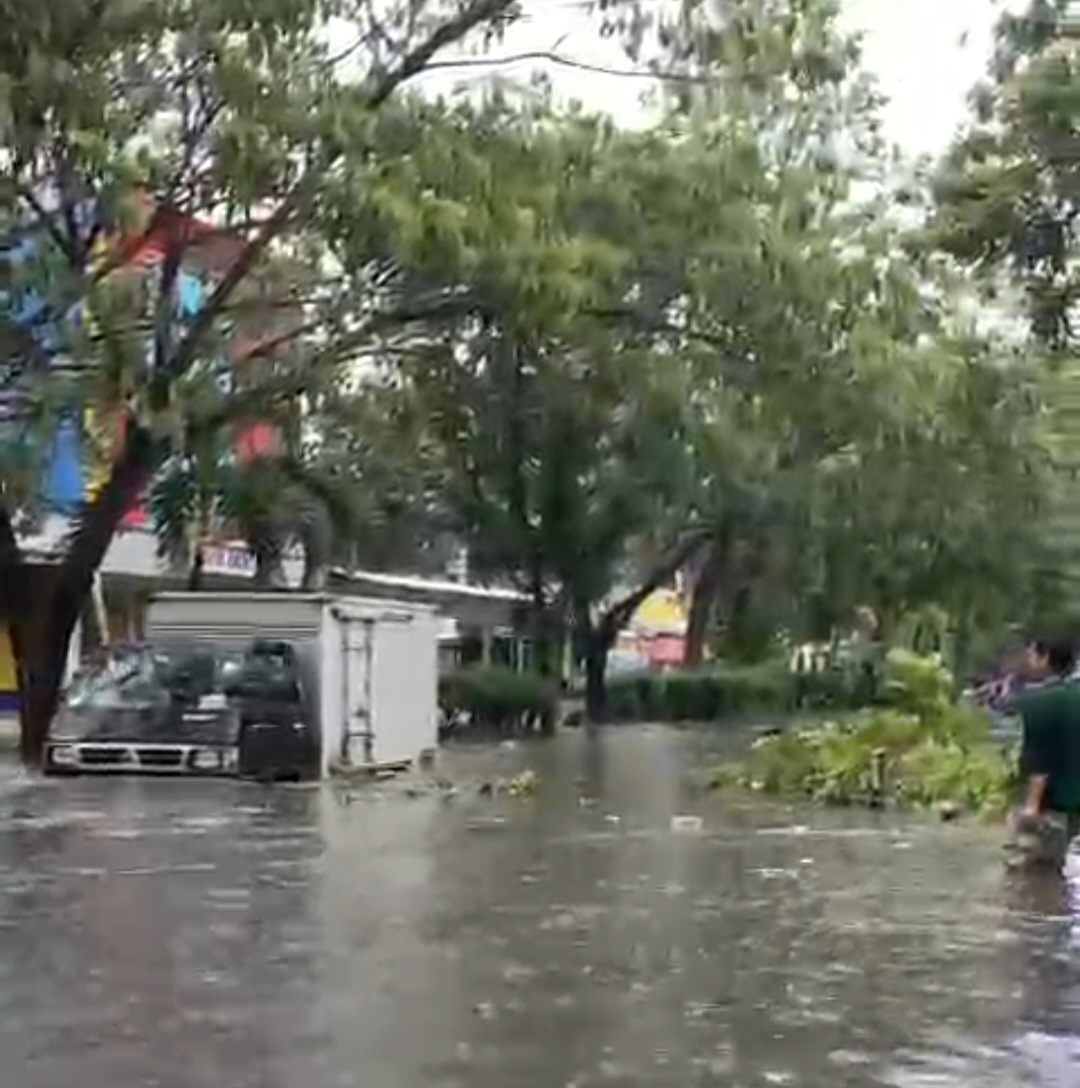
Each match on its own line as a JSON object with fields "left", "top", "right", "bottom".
{"left": 21, "top": 517, "right": 304, "bottom": 584}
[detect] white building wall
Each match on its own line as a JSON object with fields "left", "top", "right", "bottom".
{"left": 20, "top": 517, "right": 304, "bottom": 585}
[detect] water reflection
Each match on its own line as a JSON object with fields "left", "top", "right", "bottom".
{"left": 0, "top": 728, "right": 1076, "bottom": 1086}
{"left": 1000, "top": 859, "right": 1080, "bottom": 1086}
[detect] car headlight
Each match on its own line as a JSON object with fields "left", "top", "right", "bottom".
{"left": 50, "top": 745, "right": 77, "bottom": 766}
{"left": 191, "top": 750, "right": 222, "bottom": 770}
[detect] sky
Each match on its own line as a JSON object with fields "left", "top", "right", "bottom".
{"left": 410, "top": 0, "right": 1005, "bottom": 158}
{"left": 842, "top": 0, "right": 998, "bottom": 156}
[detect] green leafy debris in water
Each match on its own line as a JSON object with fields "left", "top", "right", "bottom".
{"left": 477, "top": 770, "right": 541, "bottom": 798}
{"left": 504, "top": 770, "right": 540, "bottom": 797}
{"left": 701, "top": 651, "right": 1019, "bottom": 819}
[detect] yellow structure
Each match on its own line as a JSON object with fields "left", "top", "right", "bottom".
{"left": 0, "top": 626, "right": 18, "bottom": 712}
{"left": 631, "top": 588, "right": 688, "bottom": 635}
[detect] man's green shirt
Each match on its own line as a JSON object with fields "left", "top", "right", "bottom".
{"left": 1016, "top": 676, "right": 1080, "bottom": 814}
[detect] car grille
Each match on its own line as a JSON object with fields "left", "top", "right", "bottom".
{"left": 48, "top": 743, "right": 237, "bottom": 775}
{"left": 135, "top": 747, "right": 183, "bottom": 768}
{"left": 79, "top": 746, "right": 130, "bottom": 766}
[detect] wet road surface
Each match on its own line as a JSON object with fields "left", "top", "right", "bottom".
{"left": 1, "top": 725, "right": 1078, "bottom": 1087}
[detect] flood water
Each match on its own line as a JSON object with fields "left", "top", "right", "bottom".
{"left": 0, "top": 724, "right": 1078, "bottom": 1087}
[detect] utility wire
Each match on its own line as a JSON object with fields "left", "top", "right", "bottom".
{"left": 417, "top": 50, "right": 714, "bottom": 83}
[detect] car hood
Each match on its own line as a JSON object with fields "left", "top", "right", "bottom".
{"left": 50, "top": 704, "right": 242, "bottom": 745}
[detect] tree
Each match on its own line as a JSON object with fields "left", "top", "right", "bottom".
{"left": 627, "top": 0, "right": 1055, "bottom": 669}
{"left": 315, "top": 0, "right": 902, "bottom": 716}
{"left": 805, "top": 334, "right": 1050, "bottom": 656}
{"left": 924, "top": 0, "right": 1075, "bottom": 631}
{"left": 590, "top": 0, "right": 889, "bottom": 667}
{"left": 303, "top": 384, "right": 461, "bottom": 576}
{"left": 334, "top": 94, "right": 897, "bottom": 713}
{"left": 928, "top": 0, "right": 1080, "bottom": 349}
{"left": 0, "top": 0, "right": 520, "bottom": 761}
{"left": 316, "top": 99, "right": 718, "bottom": 710}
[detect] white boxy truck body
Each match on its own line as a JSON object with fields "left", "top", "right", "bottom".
{"left": 145, "top": 592, "right": 439, "bottom": 777}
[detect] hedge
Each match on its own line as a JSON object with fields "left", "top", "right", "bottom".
{"left": 602, "top": 659, "right": 871, "bottom": 723}
{"left": 440, "top": 658, "right": 872, "bottom": 734}
{"left": 439, "top": 667, "right": 557, "bottom": 736}
{"left": 604, "top": 662, "right": 787, "bottom": 723}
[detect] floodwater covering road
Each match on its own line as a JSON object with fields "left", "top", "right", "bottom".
{"left": 0, "top": 725, "right": 1078, "bottom": 1088}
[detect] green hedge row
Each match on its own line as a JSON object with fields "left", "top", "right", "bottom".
{"left": 604, "top": 661, "right": 869, "bottom": 723}
{"left": 439, "top": 667, "right": 557, "bottom": 735}
{"left": 606, "top": 663, "right": 782, "bottom": 722}
{"left": 439, "top": 659, "right": 873, "bottom": 735}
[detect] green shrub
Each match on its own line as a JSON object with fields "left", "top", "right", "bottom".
{"left": 705, "top": 656, "right": 1016, "bottom": 818}
{"left": 662, "top": 671, "right": 707, "bottom": 720}
{"left": 588, "top": 653, "right": 878, "bottom": 726}
{"left": 602, "top": 660, "right": 797, "bottom": 723}
{"left": 724, "top": 659, "right": 794, "bottom": 713}
{"left": 439, "top": 667, "right": 556, "bottom": 735}
{"left": 895, "top": 739, "right": 1017, "bottom": 815}
{"left": 606, "top": 673, "right": 656, "bottom": 722}
{"left": 882, "top": 647, "right": 953, "bottom": 720}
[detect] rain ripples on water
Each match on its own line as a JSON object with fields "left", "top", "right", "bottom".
{"left": 0, "top": 726, "right": 1076, "bottom": 1087}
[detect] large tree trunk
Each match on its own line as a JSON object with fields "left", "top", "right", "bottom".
{"left": 684, "top": 545, "right": 725, "bottom": 668}
{"left": 17, "top": 600, "right": 77, "bottom": 764}
{"left": 533, "top": 615, "right": 564, "bottom": 736}
{"left": 583, "top": 625, "right": 610, "bottom": 723}
{"left": 524, "top": 578, "right": 564, "bottom": 735}
{"left": 251, "top": 530, "right": 286, "bottom": 587}
{"left": 299, "top": 503, "right": 331, "bottom": 590}
{"left": 187, "top": 548, "right": 205, "bottom": 590}
{"left": 526, "top": 572, "right": 561, "bottom": 676}
{"left": 17, "top": 424, "right": 152, "bottom": 763}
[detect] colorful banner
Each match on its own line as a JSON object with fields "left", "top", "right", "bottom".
{"left": 7, "top": 195, "right": 280, "bottom": 537}
{"left": 78, "top": 250, "right": 207, "bottom": 525}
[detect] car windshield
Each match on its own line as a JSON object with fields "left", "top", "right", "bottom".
{"left": 64, "top": 641, "right": 301, "bottom": 711}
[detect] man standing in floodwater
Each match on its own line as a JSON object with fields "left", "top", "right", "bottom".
{"left": 1008, "top": 638, "right": 1080, "bottom": 872}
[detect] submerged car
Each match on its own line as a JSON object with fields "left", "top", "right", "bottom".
{"left": 44, "top": 639, "right": 319, "bottom": 780}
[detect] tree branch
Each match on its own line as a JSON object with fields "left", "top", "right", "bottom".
{"left": 162, "top": 0, "right": 518, "bottom": 392}
{"left": 13, "top": 183, "right": 77, "bottom": 264}
{"left": 56, "top": 420, "right": 155, "bottom": 592}
{"left": 366, "top": 0, "right": 518, "bottom": 108}
{"left": 152, "top": 216, "right": 183, "bottom": 379}
{"left": 196, "top": 374, "right": 325, "bottom": 432}
{"left": 598, "top": 529, "right": 710, "bottom": 638}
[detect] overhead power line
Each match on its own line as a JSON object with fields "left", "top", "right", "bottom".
{"left": 418, "top": 50, "right": 715, "bottom": 84}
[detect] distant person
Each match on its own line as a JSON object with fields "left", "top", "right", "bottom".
{"left": 1007, "top": 638, "right": 1080, "bottom": 872}
{"left": 850, "top": 607, "right": 882, "bottom": 706}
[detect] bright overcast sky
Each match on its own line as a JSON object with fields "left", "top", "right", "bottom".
{"left": 843, "top": 0, "right": 997, "bottom": 156}
{"left": 409, "top": 0, "right": 1003, "bottom": 158}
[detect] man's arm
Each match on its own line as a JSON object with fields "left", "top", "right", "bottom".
{"left": 1022, "top": 773, "right": 1048, "bottom": 818}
